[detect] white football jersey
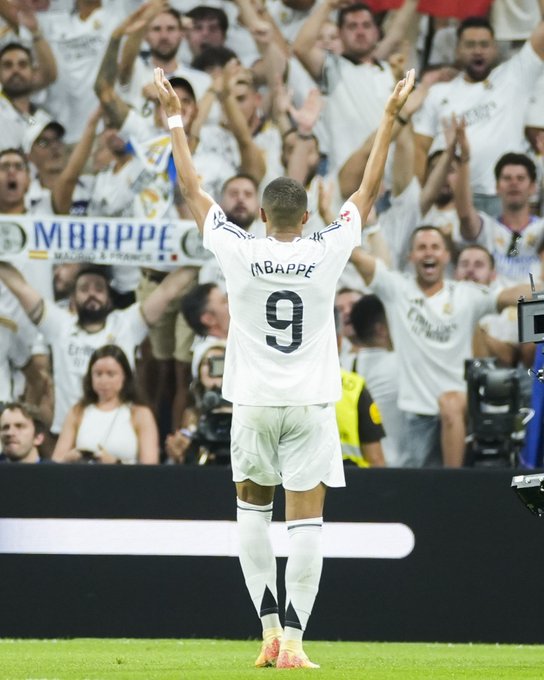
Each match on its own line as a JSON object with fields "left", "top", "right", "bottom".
{"left": 203, "top": 201, "right": 361, "bottom": 406}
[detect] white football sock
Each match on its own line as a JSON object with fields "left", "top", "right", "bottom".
{"left": 283, "top": 517, "right": 323, "bottom": 643}
{"left": 237, "top": 498, "right": 281, "bottom": 632}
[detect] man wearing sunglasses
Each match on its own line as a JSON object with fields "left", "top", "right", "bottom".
{"left": 455, "top": 121, "right": 542, "bottom": 284}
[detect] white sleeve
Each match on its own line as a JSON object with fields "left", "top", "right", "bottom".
{"left": 202, "top": 203, "right": 254, "bottom": 271}
{"left": 506, "top": 41, "right": 544, "bottom": 91}
{"left": 36, "top": 302, "right": 71, "bottom": 342}
{"left": 312, "top": 201, "right": 362, "bottom": 254}
{"left": 120, "top": 303, "right": 150, "bottom": 344}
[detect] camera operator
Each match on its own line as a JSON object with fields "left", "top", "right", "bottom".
{"left": 165, "top": 341, "right": 232, "bottom": 465}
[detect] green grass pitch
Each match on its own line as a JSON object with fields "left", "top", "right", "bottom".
{"left": 1, "top": 639, "right": 544, "bottom": 680}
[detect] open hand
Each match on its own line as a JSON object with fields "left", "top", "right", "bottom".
{"left": 386, "top": 69, "right": 416, "bottom": 116}
{"left": 153, "top": 67, "right": 181, "bottom": 117}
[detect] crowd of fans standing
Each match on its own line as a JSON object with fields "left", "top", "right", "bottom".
{"left": 1, "top": 0, "right": 544, "bottom": 468}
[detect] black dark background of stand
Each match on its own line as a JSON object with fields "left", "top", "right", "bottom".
{"left": 0, "top": 466, "right": 541, "bottom": 643}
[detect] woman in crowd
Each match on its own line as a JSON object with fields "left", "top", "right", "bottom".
{"left": 53, "top": 344, "right": 159, "bottom": 464}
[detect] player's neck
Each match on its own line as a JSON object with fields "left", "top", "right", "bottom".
{"left": 267, "top": 228, "right": 301, "bottom": 242}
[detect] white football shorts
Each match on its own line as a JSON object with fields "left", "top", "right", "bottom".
{"left": 231, "top": 403, "right": 345, "bottom": 491}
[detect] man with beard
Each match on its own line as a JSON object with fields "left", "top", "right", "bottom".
{"left": 118, "top": 6, "right": 211, "bottom": 118}
{"left": 414, "top": 16, "right": 544, "bottom": 218}
{"left": 0, "top": 41, "right": 56, "bottom": 152}
{"left": 0, "top": 262, "right": 197, "bottom": 437}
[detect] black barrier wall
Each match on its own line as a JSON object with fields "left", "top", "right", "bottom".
{"left": 0, "top": 466, "right": 542, "bottom": 643}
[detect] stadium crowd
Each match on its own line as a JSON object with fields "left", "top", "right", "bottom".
{"left": 1, "top": 0, "right": 544, "bottom": 468}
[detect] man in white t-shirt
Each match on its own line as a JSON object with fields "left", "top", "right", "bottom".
{"left": 154, "top": 64, "right": 414, "bottom": 669}
{"left": 455, "top": 143, "right": 544, "bottom": 285}
{"left": 413, "top": 15, "right": 544, "bottom": 217}
{"left": 0, "top": 262, "right": 197, "bottom": 435}
{"left": 293, "top": 1, "right": 400, "bottom": 173}
{"left": 350, "top": 226, "right": 528, "bottom": 468}
{"left": 36, "top": 0, "right": 134, "bottom": 143}
{"left": 0, "top": 41, "right": 56, "bottom": 152}
{"left": 118, "top": 6, "right": 211, "bottom": 118}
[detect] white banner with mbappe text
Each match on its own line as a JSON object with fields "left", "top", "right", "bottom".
{"left": 0, "top": 214, "right": 212, "bottom": 266}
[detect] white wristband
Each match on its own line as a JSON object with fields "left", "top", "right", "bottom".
{"left": 168, "top": 115, "right": 183, "bottom": 130}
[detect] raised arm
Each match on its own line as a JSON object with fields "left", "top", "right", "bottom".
{"left": 118, "top": 0, "right": 168, "bottom": 85}
{"left": 339, "top": 71, "right": 424, "bottom": 200}
{"left": 373, "top": 0, "right": 419, "bottom": 62}
{"left": 453, "top": 120, "right": 481, "bottom": 241}
{"left": 141, "top": 264, "right": 199, "bottom": 326}
{"left": 94, "top": 5, "right": 152, "bottom": 129}
{"left": 220, "top": 62, "right": 266, "bottom": 184}
{"left": 0, "top": 262, "right": 43, "bottom": 324}
{"left": 285, "top": 88, "right": 322, "bottom": 185}
{"left": 419, "top": 115, "right": 458, "bottom": 215}
{"left": 348, "top": 69, "right": 415, "bottom": 223}
{"left": 292, "top": 0, "right": 336, "bottom": 80}
{"left": 154, "top": 67, "right": 214, "bottom": 231}
{"left": 19, "top": 5, "right": 57, "bottom": 89}
{"left": 234, "top": 0, "right": 289, "bottom": 57}
{"left": 52, "top": 107, "right": 102, "bottom": 214}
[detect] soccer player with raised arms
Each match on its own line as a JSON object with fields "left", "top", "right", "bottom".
{"left": 154, "top": 66, "right": 414, "bottom": 669}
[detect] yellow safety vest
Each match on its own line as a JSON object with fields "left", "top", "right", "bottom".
{"left": 335, "top": 369, "right": 369, "bottom": 468}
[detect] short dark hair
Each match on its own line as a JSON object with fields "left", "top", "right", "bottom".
{"left": 186, "top": 6, "right": 229, "bottom": 34}
{"left": 350, "top": 294, "right": 387, "bottom": 344}
{"left": 0, "top": 401, "right": 46, "bottom": 436}
{"left": 81, "top": 345, "right": 141, "bottom": 407}
{"left": 337, "top": 3, "right": 375, "bottom": 29}
{"left": 0, "top": 147, "right": 28, "bottom": 168}
{"left": 191, "top": 45, "right": 238, "bottom": 72}
{"left": 409, "top": 225, "right": 449, "bottom": 251}
{"left": 0, "top": 42, "right": 32, "bottom": 63}
{"left": 494, "top": 152, "right": 537, "bottom": 183}
{"left": 427, "top": 148, "right": 461, "bottom": 167}
{"left": 457, "top": 16, "right": 494, "bottom": 41}
{"left": 221, "top": 173, "right": 259, "bottom": 196}
{"left": 261, "top": 177, "right": 307, "bottom": 228}
{"left": 180, "top": 283, "right": 217, "bottom": 336}
{"left": 456, "top": 244, "right": 495, "bottom": 270}
{"left": 75, "top": 264, "right": 113, "bottom": 286}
